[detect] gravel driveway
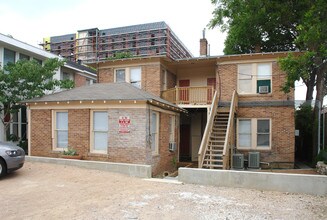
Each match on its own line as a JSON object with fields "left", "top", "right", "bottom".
{"left": 1, "top": 161, "right": 326, "bottom": 220}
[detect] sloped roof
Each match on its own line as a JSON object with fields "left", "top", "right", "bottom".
{"left": 25, "top": 82, "right": 184, "bottom": 112}
{"left": 65, "top": 60, "right": 96, "bottom": 76}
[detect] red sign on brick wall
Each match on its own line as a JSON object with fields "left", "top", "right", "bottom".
{"left": 119, "top": 116, "right": 131, "bottom": 133}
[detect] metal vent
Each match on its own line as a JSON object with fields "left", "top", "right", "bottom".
{"left": 169, "top": 142, "right": 176, "bottom": 152}
{"left": 232, "top": 154, "right": 244, "bottom": 169}
{"left": 248, "top": 152, "right": 260, "bottom": 169}
{"left": 258, "top": 86, "right": 269, "bottom": 94}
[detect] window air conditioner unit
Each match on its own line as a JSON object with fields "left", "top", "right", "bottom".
{"left": 258, "top": 86, "right": 269, "bottom": 94}
{"left": 169, "top": 142, "right": 176, "bottom": 152}
{"left": 248, "top": 152, "right": 260, "bottom": 169}
{"left": 232, "top": 154, "right": 244, "bottom": 169}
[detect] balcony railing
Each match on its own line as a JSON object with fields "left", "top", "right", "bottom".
{"left": 162, "top": 86, "right": 214, "bottom": 105}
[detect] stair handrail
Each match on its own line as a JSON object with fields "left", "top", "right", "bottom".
{"left": 222, "top": 90, "right": 238, "bottom": 169}
{"left": 198, "top": 90, "right": 219, "bottom": 168}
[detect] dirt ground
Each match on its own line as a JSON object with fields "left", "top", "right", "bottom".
{"left": 1, "top": 162, "right": 326, "bottom": 220}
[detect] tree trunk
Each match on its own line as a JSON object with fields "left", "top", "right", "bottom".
{"left": 311, "top": 61, "right": 327, "bottom": 161}
{"left": 305, "top": 72, "right": 316, "bottom": 101}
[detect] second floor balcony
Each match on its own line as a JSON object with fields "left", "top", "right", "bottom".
{"left": 162, "top": 86, "right": 214, "bottom": 106}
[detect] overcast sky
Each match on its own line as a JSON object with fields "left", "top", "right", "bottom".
{"left": 0, "top": 0, "right": 308, "bottom": 100}
{"left": 0, "top": 0, "right": 226, "bottom": 56}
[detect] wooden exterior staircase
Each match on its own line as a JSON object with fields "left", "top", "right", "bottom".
{"left": 198, "top": 90, "right": 238, "bottom": 169}
{"left": 202, "top": 109, "right": 229, "bottom": 169}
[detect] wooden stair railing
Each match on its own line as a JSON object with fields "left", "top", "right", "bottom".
{"left": 198, "top": 90, "right": 219, "bottom": 168}
{"left": 222, "top": 90, "right": 238, "bottom": 169}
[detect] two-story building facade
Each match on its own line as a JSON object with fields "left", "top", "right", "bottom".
{"left": 26, "top": 51, "right": 295, "bottom": 176}
{"left": 0, "top": 33, "right": 97, "bottom": 142}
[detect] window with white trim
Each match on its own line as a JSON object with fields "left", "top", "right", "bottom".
{"left": 91, "top": 111, "right": 108, "bottom": 153}
{"left": 169, "top": 115, "right": 175, "bottom": 143}
{"left": 3, "top": 48, "right": 16, "bottom": 73}
{"left": 53, "top": 111, "right": 68, "bottom": 150}
{"left": 237, "top": 118, "right": 271, "bottom": 149}
{"left": 151, "top": 111, "right": 159, "bottom": 154}
{"left": 238, "top": 63, "right": 272, "bottom": 94}
{"left": 114, "top": 67, "right": 141, "bottom": 88}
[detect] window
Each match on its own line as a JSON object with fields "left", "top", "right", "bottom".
{"left": 114, "top": 67, "right": 141, "bottom": 88}
{"left": 238, "top": 63, "right": 272, "bottom": 94}
{"left": 257, "top": 119, "right": 270, "bottom": 147}
{"left": 33, "top": 58, "right": 42, "bottom": 65}
{"left": 151, "top": 111, "right": 159, "bottom": 154}
{"left": 19, "top": 53, "right": 30, "bottom": 61}
{"left": 62, "top": 72, "right": 71, "bottom": 80}
{"left": 3, "top": 48, "right": 16, "bottom": 67}
{"left": 238, "top": 119, "right": 251, "bottom": 148}
{"left": 161, "top": 69, "right": 167, "bottom": 91}
{"left": 237, "top": 118, "right": 271, "bottom": 149}
{"left": 130, "top": 67, "right": 141, "bottom": 88}
{"left": 91, "top": 111, "right": 108, "bottom": 153}
{"left": 115, "top": 69, "right": 126, "bottom": 82}
{"left": 53, "top": 111, "right": 68, "bottom": 150}
{"left": 169, "top": 115, "right": 175, "bottom": 143}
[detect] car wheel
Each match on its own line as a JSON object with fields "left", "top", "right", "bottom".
{"left": 0, "top": 158, "right": 7, "bottom": 177}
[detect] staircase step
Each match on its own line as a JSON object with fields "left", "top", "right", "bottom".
{"left": 204, "top": 158, "right": 223, "bottom": 162}
{"left": 203, "top": 164, "right": 223, "bottom": 168}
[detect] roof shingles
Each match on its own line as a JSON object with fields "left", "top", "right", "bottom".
{"left": 25, "top": 82, "right": 183, "bottom": 111}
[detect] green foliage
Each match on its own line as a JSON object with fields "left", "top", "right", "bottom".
{"left": 315, "top": 149, "right": 327, "bottom": 164}
{"left": 295, "top": 103, "right": 313, "bottom": 161}
{"left": 17, "top": 139, "right": 28, "bottom": 155}
{"left": 63, "top": 147, "right": 78, "bottom": 156}
{"left": 0, "top": 58, "right": 74, "bottom": 134}
{"left": 279, "top": 52, "right": 316, "bottom": 93}
{"left": 107, "top": 52, "right": 133, "bottom": 60}
{"left": 209, "top": 0, "right": 309, "bottom": 54}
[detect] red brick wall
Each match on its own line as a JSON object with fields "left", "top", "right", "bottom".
{"left": 237, "top": 106, "right": 295, "bottom": 168}
{"left": 98, "top": 68, "right": 114, "bottom": 83}
{"left": 142, "top": 64, "right": 161, "bottom": 96}
{"left": 68, "top": 109, "right": 90, "bottom": 155}
{"left": 98, "top": 64, "right": 161, "bottom": 97}
{"left": 74, "top": 74, "right": 87, "bottom": 87}
{"left": 30, "top": 109, "right": 54, "bottom": 157}
{"left": 30, "top": 106, "right": 178, "bottom": 176}
{"left": 149, "top": 112, "right": 178, "bottom": 176}
{"left": 217, "top": 62, "right": 294, "bottom": 102}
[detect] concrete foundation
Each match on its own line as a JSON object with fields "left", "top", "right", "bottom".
{"left": 178, "top": 168, "right": 327, "bottom": 196}
{"left": 26, "top": 156, "right": 152, "bottom": 178}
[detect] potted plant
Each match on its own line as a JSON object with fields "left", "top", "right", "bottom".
{"left": 60, "top": 147, "right": 82, "bottom": 160}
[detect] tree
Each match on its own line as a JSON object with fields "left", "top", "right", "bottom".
{"left": 209, "top": 0, "right": 310, "bottom": 54}
{"left": 0, "top": 58, "right": 74, "bottom": 140}
{"left": 210, "top": 0, "right": 327, "bottom": 161}
{"left": 279, "top": 0, "right": 327, "bottom": 159}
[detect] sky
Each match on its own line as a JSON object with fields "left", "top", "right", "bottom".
{"left": 0, "top": 0, "right": 307, "bottom": 100}
{"left": 0, "top": 0, "right": 226, "bottom": 56}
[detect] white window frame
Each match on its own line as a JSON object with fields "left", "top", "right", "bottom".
{"left": 150, "top": 111, "right": 159, "bottom": 155}
{"left": 237, "top": 63, "right": 272, "bottom": 94}
{"left": 114, "top": 67, "right": 142, "bottom": 88}
{"left": 90, "top": 110, "right": 108, "bottom": 154}
{"left": 169, "top": 115, "right": 175, "bottom": 143}
{"left": 52, "top": 110, "right": 68, "bottom": 151}
{"left": 237, "top": 118, "right": 271, "bottom": 150}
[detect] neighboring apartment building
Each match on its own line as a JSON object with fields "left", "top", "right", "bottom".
{"left": 0, "top": 33, "right": 97, "bottom": 143}
{"left": 26, "top": 48, "right": 296, "bottom": 175}
{"left": 41, "top": 21, "right": 192, "bottom": 63}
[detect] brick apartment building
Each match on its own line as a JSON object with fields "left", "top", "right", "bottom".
{"left": 41, "top": 21, "right": 192, "bottom": 64}
{"left": 26, "top": 47, "right": 295, "bottom": 175}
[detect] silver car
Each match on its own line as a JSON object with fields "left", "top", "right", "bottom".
{"left": 0, "top": 142, "right": 25, "bottom": 177}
